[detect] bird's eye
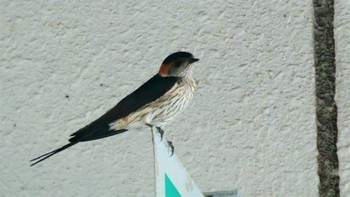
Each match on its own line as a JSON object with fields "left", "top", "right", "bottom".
{"left": 174, "top": 62, "right": 182, "bottom": 67}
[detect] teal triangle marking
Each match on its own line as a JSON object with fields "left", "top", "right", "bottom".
{"left": 165, "top": 173, "right": 182, "bottom": 197}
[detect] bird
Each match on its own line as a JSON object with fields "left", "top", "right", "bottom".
{"left": 30, "top": 51, "right": 200, "bottom": 166}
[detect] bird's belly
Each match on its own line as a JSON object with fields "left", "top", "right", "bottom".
{"left": 145, "top": 83, "right": 195, "bottom": 127}
{"left": 115, "top": 78, "right": 197, "bottom": 129}
{"left": 145, "top": 96, "right": 190, "bottom": 127}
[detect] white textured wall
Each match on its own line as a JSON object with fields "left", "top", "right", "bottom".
{"left": 335, "top": 0, "right": 350, "bottom": 196}
{"left": 1, "top": 1, "right": 317, "bottom": 196}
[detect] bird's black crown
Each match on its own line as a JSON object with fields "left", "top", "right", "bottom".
{"left": 162, "top": 51, "right": 195, "bottom": 64}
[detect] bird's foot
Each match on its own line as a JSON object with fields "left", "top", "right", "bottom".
{"left": 167, "top": 141, "right": 175, "bottom": 157}
{"left": 146, "top": 123, "right": 154, "bottom": 133}
{"left": 156, "top": 127, "right": 164, "bottom": 141}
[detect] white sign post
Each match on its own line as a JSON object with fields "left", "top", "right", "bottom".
{"left": 152, "top": 127, "right": 204, "bottom": 197}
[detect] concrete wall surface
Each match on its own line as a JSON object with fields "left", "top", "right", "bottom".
{"left": 1, "top": 1, "right": 321, "bottom": 196}
{"left": 335, "top": 0, "right": 350, "bottom": 196}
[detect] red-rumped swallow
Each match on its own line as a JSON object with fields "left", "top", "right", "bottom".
{"left": 30, "top": 51, "right": 199, "bottom": 166}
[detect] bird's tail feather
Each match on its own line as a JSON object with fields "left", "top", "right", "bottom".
{"left": 69, "top": 128, "right": 128, "bottom": 142}
{"left": 30, "top": 128, "right": 128, "bottom": 166}
{"left": 30, "top": 141, "right": 78, "bottom": 166}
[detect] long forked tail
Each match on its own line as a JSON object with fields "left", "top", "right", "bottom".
{"left": 30, "top": 141, "right": 78, "bottom": 166}
{"left": 30, "top": 128, "right": 128, "bottom": 166}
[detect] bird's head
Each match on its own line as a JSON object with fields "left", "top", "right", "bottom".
{"left": 159, "top": 51, "right": 199, "bottom": 77}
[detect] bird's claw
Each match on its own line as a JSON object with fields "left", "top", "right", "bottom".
{"left": 167, "top": 141, "right": 174, "bottom": 156}
{"left": 156, "top": 127, "right": 164, "bottom": 142}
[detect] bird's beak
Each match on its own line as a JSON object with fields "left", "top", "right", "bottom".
{"left": 190, "top": 58, "right": 199, "bottom": 63}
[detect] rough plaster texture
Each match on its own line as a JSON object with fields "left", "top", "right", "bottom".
{"left": 335, "top": 0, "right": 350, "bottom": 196}
{"left": 1, "top": 1, "right": 317, "bottom": 197}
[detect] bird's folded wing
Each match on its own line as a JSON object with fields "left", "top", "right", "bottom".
{"left": 69, "top": 74, "right": 178, "bottom": 141}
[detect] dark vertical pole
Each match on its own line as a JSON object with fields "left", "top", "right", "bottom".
{"left": 313, "top": 0, "right": 340, "bottom": 196}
